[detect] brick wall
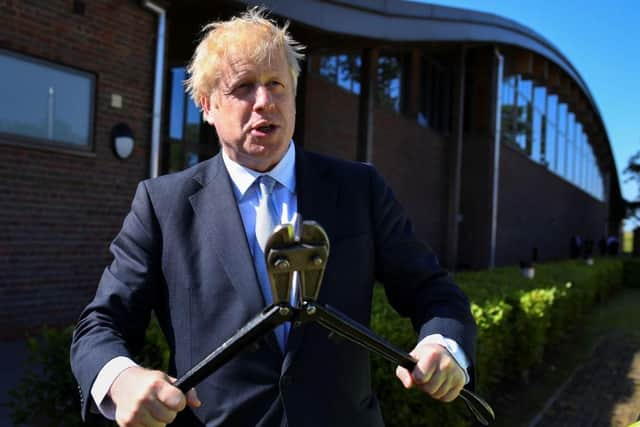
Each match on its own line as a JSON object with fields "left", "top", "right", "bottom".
{"left": 372, "top": 110, "right": 448, "bottom": 256}
{"left": 303, "top": 75, "right": 359, "bottom": 161}
{"left": 458, "top": 133, "right": 495, "bottom": 269}
{"left": 304, "top": 75, "right": 449, "bottom": 255}
{"left": 496, "top": 143, "right": 607, "bottom": 266}
{"left": 0, "top": 0, "right": 155, "bottom": 338}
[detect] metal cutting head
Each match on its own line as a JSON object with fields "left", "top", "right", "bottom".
{"left": 264, "top": 220, "right": 330, "bottom": 305}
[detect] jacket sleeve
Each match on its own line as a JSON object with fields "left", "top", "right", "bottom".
{"left": 367, "top": 165, "right": 477, "bottom": 382}
{"left": 70, "top": 181, "right": 161, "bottom": 420}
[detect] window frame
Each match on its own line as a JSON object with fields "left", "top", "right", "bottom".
{"left": 0, "top": 48, "right": 97, "bottom": 156}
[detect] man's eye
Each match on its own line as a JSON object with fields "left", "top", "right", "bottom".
{"left": 268, "top": 80, "right": 284, "bottom": 88}
{"left": 233, "top": 82, "right": 253, "bottom": 93}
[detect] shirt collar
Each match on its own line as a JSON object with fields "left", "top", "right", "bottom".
{"left": 222, "top": 141, "right": 296, "bottom": 197}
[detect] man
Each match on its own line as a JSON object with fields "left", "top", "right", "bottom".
{"left": 71, "top": 8, "right": 477, "bottom": 427}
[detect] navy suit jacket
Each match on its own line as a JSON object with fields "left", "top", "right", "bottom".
{"left": 71, "top": 147, "right": 476, "bottom": 426}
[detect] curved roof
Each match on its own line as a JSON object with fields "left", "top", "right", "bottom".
{"left": 245, "top": 0, "right": 593, "bottom": 109}
{"left": 239, "top": 0, "right": 621, "bottom": 204}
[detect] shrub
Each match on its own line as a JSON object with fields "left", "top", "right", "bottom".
{"left": 469, "top": 299, "right": 513, "bottom": 394}
{"left": 8, "top": 326, "right": 89, "bottom": 427}
{"left": 624, "top": 257, "right": 640, "bottom": 288}
{"left": 8, "top": 318, "right": 168, "bottom": 427}
{"left": 370, "top": 286, "right": 471, "bottom": 427}
{"left": 371, "top": 257, "right": 628, "bottom": 426}
{"left": 9, "top": 258, "right": 635, "bottom": 427}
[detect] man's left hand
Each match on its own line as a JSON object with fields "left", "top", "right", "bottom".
{"left": 395, "top": 342, "right": 465, "bottom": 402}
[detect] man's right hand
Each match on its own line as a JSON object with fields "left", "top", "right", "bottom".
{"left": 109, "top": 366, "right": 201, "bottom": 427}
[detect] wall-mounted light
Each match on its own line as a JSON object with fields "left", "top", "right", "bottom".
{"left": 111, "top": 123, "right": 135, "bottom": 160}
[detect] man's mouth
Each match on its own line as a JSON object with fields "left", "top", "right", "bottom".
{"left": 251, "top": 123, "right": 278, "bottom": 135}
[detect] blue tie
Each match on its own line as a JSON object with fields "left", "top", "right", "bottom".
{"left": 253, "top": 176, "right": 288, "bottom": 351}
{"left": 255, "top": 176, "right": 278, "bottom": 252}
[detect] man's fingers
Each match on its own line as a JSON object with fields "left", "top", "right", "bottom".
{"left": 167, "top": 375, "right": 201, "bottom": 408}
{"left": 429, "top": 373, "right": 464, "bottom": 402}
{"left": 186, "top": 388, "right": 202, "bottom": 408}
{"left": 418, "top": 369, "right": 446, "bottom": 395}
{"left": 427, "top": 373, "right": 455, "bottom": 399}
{"left": 146, "top": 397, "right": 178, "bottom": 424}
{"left": 138, "top": 410, "right": 167, "bottom": 427}
{"left": 400, "top": 342, "right": 467, "bottom": 402}
{"left": 115, "top": 405, "right": 162, "bottom": 427}
{"left": 155, "top": 381, "right": 187, "bottom": 412}
{"left": 418, "top": 355, "right": 465, "bottom": 401}
{"left": 410, "top": 347, "right": 438, "bottom": 385}
{"left": 438, "top": 382, "right": 464, "bottom": 402}
{"left": 395, "top": 365, "right": 414, "bottom": 389}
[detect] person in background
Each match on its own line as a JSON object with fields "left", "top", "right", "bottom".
{"left": 607, "top": 235, "right": 620, "bottom": 255}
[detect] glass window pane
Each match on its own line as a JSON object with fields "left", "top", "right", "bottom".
{"left": 185, "top": 151, "right": 199, "bottom": 168}
{"left": 169, "top": 67, "right": 186, "bottom": 140}
{"left": 546, "top": 94, "right": 558, "bottom": 169}
{"left": 573, "top": 122, "right": 582, "bottom": 185}
{"left": 587, "top": 142, "right": 595, "bottom": 195}
{"left": 319, "top": 54, "right": 360, "bottom": 95}
{"left": 532, "top": 86, "right": 546, "bottom": 162}
{"left": 582, "top": 132, "right": 589, "bottom": 189}
{"left": 335, "top": 54, "right": 359, "bottom": 94}
{"left": 500, "top": 75, "right": 518, "bottom": 145}
{"left": 0, "top": 49, "right": 94, "bottom": 147}
{"left": 377, "top": 55, "right": 402, "bottom": 112}
{"left": 319, "top": 56, "right": 338, "bottom": 81}
{"left": 566, "top": 112, "right": 575, "bottom": 181}
{"left": 556, "top": 103, "right": 567, "bottom": 176}
{"left": 184, "top": 99, "right": 201, "bottom": 145}
{"left": 516, "top": 77, "right": 532, "bottom": 151}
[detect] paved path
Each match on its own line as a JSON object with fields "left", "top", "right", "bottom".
{"left": 530, "top": 333, "right": 640, "bottom": 427}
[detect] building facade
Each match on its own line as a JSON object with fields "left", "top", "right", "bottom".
{"left": 0, "top": 0, "right": 625, "bottom": 338}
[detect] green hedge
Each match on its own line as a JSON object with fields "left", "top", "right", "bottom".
{"left": 8, "top": 319, "right": 168, "bottom": 427}
{"left": 624, "top": 257, "right": 640, "bottom": 288}
{"left": 8, "top": 258, "right": 635, "bottom": 427}
{"left": 371, "top": 257, "right": 626, "bottom": 427}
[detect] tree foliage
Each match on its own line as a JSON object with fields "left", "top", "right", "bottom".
{"left": 624, "top": 150, "right": 640, "bottom": 219}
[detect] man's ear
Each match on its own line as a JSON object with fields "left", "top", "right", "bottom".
{"left": 201, "top": 94, "right": 215, "bottom": 125}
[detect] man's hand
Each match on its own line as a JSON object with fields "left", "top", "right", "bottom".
{"left": 395, "top": 342, "right": 465, "bottom": 402}
{"left": 109, "top": 366, "right": 201, "bottom": 427}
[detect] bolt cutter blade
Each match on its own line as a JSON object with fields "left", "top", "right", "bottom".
{"left": 265, "top": 221, "right": 329, "bottom": 304}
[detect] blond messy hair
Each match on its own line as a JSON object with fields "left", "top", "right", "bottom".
{"left": 185, "top": 7, "right": 305, "bottom": 108}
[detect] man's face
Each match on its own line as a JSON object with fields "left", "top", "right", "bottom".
{"left": 202, "top": 48, "right": 296, "bottom": 172}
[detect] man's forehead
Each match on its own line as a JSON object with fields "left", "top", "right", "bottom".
{"left": 221, "top": 51, "right": 287, "bottom": 80}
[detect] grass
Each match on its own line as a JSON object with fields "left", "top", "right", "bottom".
{"left": 491, "top": 286, "right": 640, "bottom": 427}
{"left": 624, "top": 231, "right": 634, "bottom": 254}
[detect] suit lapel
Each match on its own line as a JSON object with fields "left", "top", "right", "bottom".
{"left": 283, "top": 148, "right": 338, "bottom": 371}
{"left": 188, "top": 149, "right": 340, "bottom": 364}
{"left": 188, "top": 155, "right": 266, "bottom": 316}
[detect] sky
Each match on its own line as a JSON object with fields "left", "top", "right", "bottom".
{"left": 415, "top": 0, "right": 640, "bottom": 226}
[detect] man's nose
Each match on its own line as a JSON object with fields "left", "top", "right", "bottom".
{"left": 253, "top": 85, "right": 273, "bottom": 110}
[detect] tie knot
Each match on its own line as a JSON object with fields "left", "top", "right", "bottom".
{"left": 258, "top": 175, "right": 277, "bottom": 196}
